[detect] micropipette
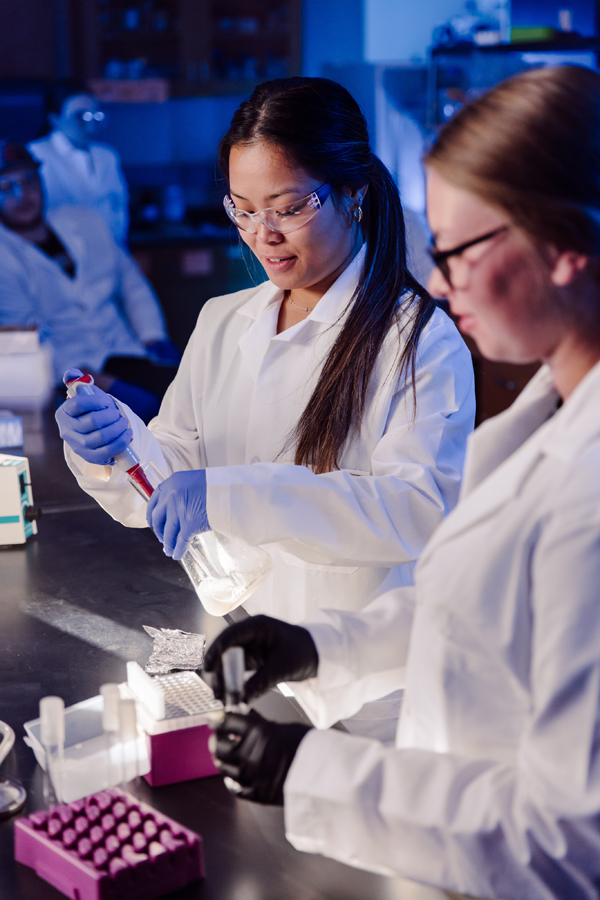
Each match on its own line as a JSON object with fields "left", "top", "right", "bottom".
{"left": 40, "top": 696, "right": 65, "bottom": 805}
{"left": 65, "top": 373, "right": 156, "bottom": 499}
{"left": 64, "top": 372, "right": 273, "bottom": 616}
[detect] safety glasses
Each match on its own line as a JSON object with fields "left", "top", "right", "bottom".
{"left": 223, "top": 182, "right": 332, "bottom": 234}
{"left": 0, "top": 170, "right": 39, "bottom": 200}
{"left": 429, "top": 226, "right": 509, "bottom": 287}
{"left": 75, "top": 110, "right": 106, "bottom": 123}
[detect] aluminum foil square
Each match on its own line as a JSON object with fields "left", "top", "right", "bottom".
{"left": 143, "top": 626, "right": 206, "bottom": 675}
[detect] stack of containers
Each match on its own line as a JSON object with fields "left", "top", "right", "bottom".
{"left": 123, "top": 662, "right": 222, "bottom": 786}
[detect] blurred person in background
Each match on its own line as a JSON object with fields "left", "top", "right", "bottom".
{"left": 29, "top": 93, "right": 129, "bottom": 245}
{"left": 0, "top": 142, "right": 180, "bottom": 422}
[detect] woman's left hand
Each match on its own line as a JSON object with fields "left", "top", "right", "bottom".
{"left": 213, "top": 709, "right": 311, "bottom": 805}
{"left": 146, "top": 469, "right": 209, "bottom": 559}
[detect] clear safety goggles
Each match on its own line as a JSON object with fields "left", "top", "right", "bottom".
{"left": 72, "top": 110, "right": 105, "bottom": 123}
{"left": 223, "top": 182, "right": 332, "bottom": 234}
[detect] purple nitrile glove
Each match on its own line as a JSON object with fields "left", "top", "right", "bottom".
{"left": 145, "top": 469, "right": 209, "bottom": 559}
{"left": 55, "top": 368, "right": 132, "bottom": 466}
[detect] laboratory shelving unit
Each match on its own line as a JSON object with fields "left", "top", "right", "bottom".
{"left": 427, "top": 35, "right": 600, "bottom": 129}
{"left": 71, "top": 0, "right": 302, "bottom": 97}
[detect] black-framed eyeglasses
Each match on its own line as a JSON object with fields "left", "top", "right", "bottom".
{"left": 428, "top": 226, "right": 509, "bottom": 287}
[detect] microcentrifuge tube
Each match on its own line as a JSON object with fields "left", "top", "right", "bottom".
{"left": 100, "top": 684, "right": 121, "bottom": 786}
{"left": 118, "top": 698, "right": 138, "bottom": 786}
{"left": 40, "top": 696, "right": 65, "bottom": 805}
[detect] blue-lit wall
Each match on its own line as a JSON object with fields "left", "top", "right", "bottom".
{"left": 302, "top": 0, "right": 364, "bottom": 76}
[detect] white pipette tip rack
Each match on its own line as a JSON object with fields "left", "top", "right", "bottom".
{"left": 124, "top": 662, "right": 223, "bottom": 734}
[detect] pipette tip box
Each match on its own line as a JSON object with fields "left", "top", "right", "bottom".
{"left": 124, "top": 664, "right": 222, "bottom": 787}
{"left": 14, "top": 787, "right": 204, "bottom": 900}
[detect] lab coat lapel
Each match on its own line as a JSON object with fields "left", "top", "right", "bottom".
{"left": 235, "top": 248, "right": 365, "bottom": 464}
{"left": 50, "top": 132, "right": 94, "bottom": 199}
{"left": 459, "top": 365, "right": 558, "bottom": 498}
{"left": 49, "top": 214, "right": 88, "bottom": 287}
{"left": 423, "top": 421, "right": 552, "bottom": 559}
{"left": 236, "top": 281, "right": 283, "bottom": 381}
{"left": 0, "top": 222, "right": 72, "bottom": 286}
{"left": 423, "top": 360, "right": 600, "bottom": 559}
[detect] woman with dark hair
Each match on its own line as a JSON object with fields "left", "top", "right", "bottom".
{"left": 56, "top": 77, "right": 473, "bottom": 735}
{"left": 206, "top": 66, "right": 600, "bottom": 898}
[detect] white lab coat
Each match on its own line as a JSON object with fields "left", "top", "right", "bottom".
{"left": 65, "top": 247, "right": 475, "bottom": 626}
{"left": 29, "top": 131, "right": 129, "bottom": 244}
{"left": 0, "top": 206, "right": 167, "bottom": 383}
{"left": 284, "top": 361, "right": 600, "bottom": 899}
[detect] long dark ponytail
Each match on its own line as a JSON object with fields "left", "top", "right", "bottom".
{"left": 218, "top": 77, "right": 435, "bottom": 474}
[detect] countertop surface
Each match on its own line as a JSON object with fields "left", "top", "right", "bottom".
{"left": 0, "top": 407, "right": 468, "bottom": 900}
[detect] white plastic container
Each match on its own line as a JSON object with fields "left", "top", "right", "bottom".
{"left": 0, "top": 329, "right": 53, "bottom": 410}
{"left": 23, "top": 693, "right": 150, "bottom": 803}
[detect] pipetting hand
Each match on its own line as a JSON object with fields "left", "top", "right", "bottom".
{"left": 146, "top": 469, "right": 209, "bottom": 560}
{"left": 214, "top": 709, "right": 311, "bottom": 805}
{"left": 55, "top": 368, "right": 132, "bottom": 466}
{"left": 204, "top": 615, "right": 319, "bottom": 704}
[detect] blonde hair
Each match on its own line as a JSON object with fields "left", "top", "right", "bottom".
{"left": 425, "top": 66, "right": 600, "bottom": 259}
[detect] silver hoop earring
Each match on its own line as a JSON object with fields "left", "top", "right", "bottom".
{"left": 352, "top": 205, "right": 363, "bottom": 224}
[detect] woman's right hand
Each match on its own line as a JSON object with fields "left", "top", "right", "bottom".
{"left": 204, "top": 615, "right": 319, "bottom": 704}
{"left": 55, "top": 377, "right": 132, "bottom": 466}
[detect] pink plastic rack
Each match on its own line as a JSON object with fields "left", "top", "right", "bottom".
{"left": 14, "top": 788, "right": 204, "bottom": 900}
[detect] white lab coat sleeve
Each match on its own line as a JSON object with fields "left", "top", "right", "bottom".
{"left": 284, "top": 467, "right": 600, "bottom": 899}
{"left": 114, "top": 246, "right": 168, "bottom": 345}
{"left": 0, "top": 248, "right": 39, "bottom": 326}
{"left": 206, "top": 319, "right": 475, "bottom": 567}
{"left": 63, "top": 327, "right": 207, "bottom": 525}
{"left": 291, "top": 586, "right": 415, "bottom": 729}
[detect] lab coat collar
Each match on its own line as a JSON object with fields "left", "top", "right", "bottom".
{"left": 235, "top": 243, "right": 367, "bottom": 326}
{"left": 539, "top": 358, "right": 600, "bottom": 462}
{"left": 50, "top": 130, "right": 97, "bottom": 159}
{"left": 0, "top": 213, "right": 83, "bottom": 286}
{"left": 422, "top": 359, "right": 600, "bottom": 558}
{"left": 51, "top": 130, "right": 79, "bottom": 156}
{"left": 459, "top": 365, "right": 558, "bottom": 498}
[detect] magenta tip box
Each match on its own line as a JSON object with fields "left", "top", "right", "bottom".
{"left": 15, "top": 787, "right": 204, "bottom": 900}
{"left": 124, "top": 664, "right": 222, "bottom": 787}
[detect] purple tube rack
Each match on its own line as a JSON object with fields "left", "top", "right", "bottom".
{"left": 14, "top": 788, "right": 204, "bottom": 900}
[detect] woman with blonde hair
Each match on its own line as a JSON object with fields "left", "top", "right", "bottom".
{"left": 207, "top": 65, "right": 600, "bottom": 899}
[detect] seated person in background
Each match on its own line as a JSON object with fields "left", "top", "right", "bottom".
{"left": 0, "top": 142, "right": 180, "bottom": 422}
{"left": 29, "top": 93, "right": 129, "bottom": 245}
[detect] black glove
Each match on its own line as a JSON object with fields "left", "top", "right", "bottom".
{"left": 215, "top": 709, "right": 311, "bottom": 805}
{"left": 204, "top": 615, "right": 319, "bottom": 704}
